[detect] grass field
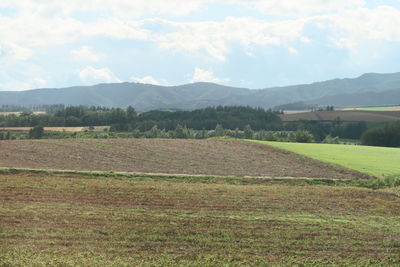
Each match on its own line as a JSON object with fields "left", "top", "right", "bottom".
{"left": 0, "top": 170, "right": 399, "bottom": 266}
{"left": 355, "top": 106, "right": 400, "bottom": 111}
{"left": 0, "top": 139, "right": 369, "bottom": 179}
{"left": 253, "top": 141, "right": 400, "bottom": 177}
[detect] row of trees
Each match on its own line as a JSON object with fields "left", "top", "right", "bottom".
{"left": 0, "top": 106, "right": 282, "bottom": 131}
{"left": 4, "top": 123, "right": 315, "bottom": 143}
{"left": 0, "top": 105, "right": 374, "bottom": 143}
{"left": 362, "top": 121, "right": 400, "bottom": 147}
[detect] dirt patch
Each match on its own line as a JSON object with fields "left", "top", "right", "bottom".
{"left": 0, "top": 139, "right": 369, "bottom": 179}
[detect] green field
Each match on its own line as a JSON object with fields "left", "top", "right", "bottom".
{"left": 356, "top": 107, "right": 393, "bottom": 111}
{"left": 1, "top": 170, "right": 399, "bottom": 266}
{"left": 252, "top": 141, "right": 400, "bottom": 177}
{"left": 356, "top": 106, "right": 400, "bottom": 111}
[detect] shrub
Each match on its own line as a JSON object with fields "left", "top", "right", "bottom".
{"left": 295, "top": 130, "right": 314, "bottom": 143}
{"left": 28, "top": 125, "right": 44, "bottom": 139}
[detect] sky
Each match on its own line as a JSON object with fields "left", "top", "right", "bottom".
{"left": 1, "top": 0, "right": 400, "bottom": 91}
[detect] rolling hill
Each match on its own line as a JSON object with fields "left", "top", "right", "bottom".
{"left": 1, "top": 72, "right": 400, "bottom": 109}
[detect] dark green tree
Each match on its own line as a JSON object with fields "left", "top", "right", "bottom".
{"left": 29, "top": 126, "right": 44, "bottom": 139}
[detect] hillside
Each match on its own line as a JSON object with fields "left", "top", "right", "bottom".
{"left": 1, "top": 72, "right": 400, "bottom": 109}
{"left": 0, "top": 139, "right": 369, "bottom": 179}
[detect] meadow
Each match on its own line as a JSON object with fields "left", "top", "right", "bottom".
{"left": 356, "top": 106, "right": 400, "bottom": 111}
{"left": 0, "top": 170, "right": 399, "bottom": 266}
{"left": 254, "top": 141, "right": 400, "bottom": 177}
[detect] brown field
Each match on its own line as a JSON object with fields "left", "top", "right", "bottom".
{"left": 0, "top": 171, "right": 399, "bottom": 266}
{"left": 0, "top": 139, "right": 369, "bottom": 179}
{"left": 281, "top": 110, "right": 400, "bottom": 122}
{"left": 0, "top": 126, "right": 110, "bottom": 132}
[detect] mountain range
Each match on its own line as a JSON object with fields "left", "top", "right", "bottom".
{"left": 1, "top": 72, "right": 400, "bottom": 110}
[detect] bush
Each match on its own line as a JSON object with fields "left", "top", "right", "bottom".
{"left": 29, "top": 125, "right": 44, "bottom": 139}
{"left": 295, "top": 130, "right": 314, "bottom": 143}
{"left": 322, "top": 135, "right": 340, "bottom": 144}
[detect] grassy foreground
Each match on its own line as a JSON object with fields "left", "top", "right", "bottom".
{"left": 1, "top": 171, "right": 400, "bottom": 266}
{"left": 252, "top": 141, "right": 400, "bottom": 177}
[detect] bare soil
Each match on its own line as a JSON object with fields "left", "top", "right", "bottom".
{"left": 0, "top": 139, "right": 369, "bottom": 179}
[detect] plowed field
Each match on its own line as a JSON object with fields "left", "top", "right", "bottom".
{"left": 0, "top": 139, "right": 369, "bottom": 179}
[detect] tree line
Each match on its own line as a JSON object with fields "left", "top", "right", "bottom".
{"left": 0, "top": 106, "right": 282, "bottom": 131}
{"left": 361, "top": 121, "right": 400, "bottom": 147}
{"left": 0, "top": 105, "right": 371, "bottom": 143}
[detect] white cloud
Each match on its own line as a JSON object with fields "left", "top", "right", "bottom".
{"left": 0, "top": 43, "right": 32, "bottom": 61}
{"left": 79, "top": 66, "right": 121, "bottom": 84}
{"left": 154, "top": 17, "right": 305, "bottom": 61}
{"left": 71, "top": 46, "right": 101, "bottom": 62}
{"left": 288, "top": 47, "right": 299, "bottom": 54}
{"left": 132, "top": 76, "right": 160, "bottom": 85}
{"left": 300, "top": 36, "right": 311, "bottom": 44}
{"left": 244, "top": 0, "right": 365, "bottom": 16}
{"left": 0, "top": 77, "right": 47, "bottom": 91}
{"left": 0, "top": 0, "right": 217, "bottom": 17}
{"left": 0, "top": 0, "right": 366, "bottom": 18}
{"left": 191, "top": 68, "right": 229, "bottom": 83}
{"left": 34, "top": 77, "right": 47, "bottom": 88}
{"left": 2, "top": 1, "right": 398, "bottom": 62}
{"left": 314, "top": 6, "right": 400, "bottom": 50}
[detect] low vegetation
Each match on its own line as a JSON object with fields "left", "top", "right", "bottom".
{"left": 1, "top": 171, "right": 399, "bottom": 266}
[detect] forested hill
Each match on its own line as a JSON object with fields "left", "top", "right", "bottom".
{"left": 1, "top": 72, "right": 400, "bottom": 109}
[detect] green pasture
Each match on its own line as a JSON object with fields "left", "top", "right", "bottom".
{"left": 356, "top": 106, "right": 400, "bottom": 111}
{"left": 252, "top": 141, "right": 400, "bottom": 177}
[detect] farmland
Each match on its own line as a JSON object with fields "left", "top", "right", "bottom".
{"left": 0, "top": 139, "right": 369, "bottom": 179}
{"left": 1, "top": 170, "right": 399, "bottom": 266}
{"left": 0, "top": 126, "right": 110, "bottom": 132}
{"left": 1, "top": 139, "right": 399, "bottom": 266}
{"left": 254, "top": 141, "right": 400, "bottom": 177}
{"left": 354, "top": 106, "right": 400, "bottom": 111}
{"left": 280, "top": 110, "right": 400, "bottom": 122}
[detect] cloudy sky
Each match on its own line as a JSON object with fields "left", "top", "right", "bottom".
{"left": 1, "top": 0, "right": 400, "bottom": 91}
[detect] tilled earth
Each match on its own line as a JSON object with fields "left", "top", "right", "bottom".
{"left": 0, "top": 139, "right": 370, "bottom": 178}
{"left": 0, "top": 172, "right": 398, "bottom": 265}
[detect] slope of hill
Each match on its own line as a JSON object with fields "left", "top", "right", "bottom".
{"left": 1, "top": 72, "right": 400, "bottom": 109}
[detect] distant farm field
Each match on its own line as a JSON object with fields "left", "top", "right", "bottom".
{"left": 0, "top": 171, "right": 399, "bottom": 266}
{"left": 280, "top": 110, "right": 400, "bottom": 122}
{"left": 355, "top": 106, "right": 400, "bottom": 111}
{"left": 0, "top": 139, "right": 368, "bottom": 179}
{"left": 0, "top": 126, "right": 110, "bottom": 132}
{"left": 254, "top": 141, "right": 400, "bottom": 177}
